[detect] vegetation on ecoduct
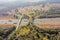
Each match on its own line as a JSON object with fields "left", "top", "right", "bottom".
{"left": 0, "top": 9, "right": 60, "bottom": 40}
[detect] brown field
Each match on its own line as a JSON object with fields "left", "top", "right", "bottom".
{"left": 0, "top": 17, "right": 17, "bottom": 20}
{"left": 0, "top": 24, "right": 16, "bottom": 29}
{"left": 0, "top": 24, "right": 27, "bottom": 29}
{"left": 0, "top": 22, "right": 60, "bottom": 29}
{"left": 35, "top": 22, "right": 60, "bottom": 29}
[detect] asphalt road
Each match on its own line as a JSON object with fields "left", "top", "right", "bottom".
{"left": 0, "top": 18, "right": 60, "bottom": 24}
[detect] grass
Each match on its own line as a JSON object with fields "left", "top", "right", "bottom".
{"left": 6, "top": 24, "right": 60, "bottom": 40}
{"left": 0, "top": 23, "right": 60, "bottom": 40}
{"left": 0, "top": 18, "right": 60, "bottom": 40}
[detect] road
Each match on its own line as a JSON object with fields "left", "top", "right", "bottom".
{"left": 0, "top": 18, "right": 60, "bottom": 24}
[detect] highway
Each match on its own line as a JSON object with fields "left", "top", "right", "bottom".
{"left": 0, "top": 18, "right": 60, "bottom": 24}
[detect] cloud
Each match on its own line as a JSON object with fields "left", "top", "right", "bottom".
{"left": 21, "top": 0, "right": 46, "bottom": 2}
{"left": 23, "top": 0, "right": 40, "bottom": 2}
{"left": 0, "top": 0, "right": 16, "bottom": 2}
{"left": 0, "top": 0, "right": 46, "bottom": 2}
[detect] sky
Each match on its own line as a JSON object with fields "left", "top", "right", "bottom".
{"left": 0, "top": 0, "right": 46, "bottom": 2}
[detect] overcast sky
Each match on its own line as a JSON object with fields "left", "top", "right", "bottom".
{"left": 0, "top": 0, "right": 46, "bottom": 2}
